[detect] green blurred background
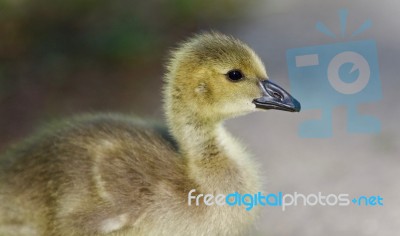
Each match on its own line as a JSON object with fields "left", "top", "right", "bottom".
{"left": 0, "top": 0, "right": 253, "bottom": 151}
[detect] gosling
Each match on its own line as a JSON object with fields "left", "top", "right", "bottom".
{"left": 0, "top": 32, "right": 300, "bottom": 236}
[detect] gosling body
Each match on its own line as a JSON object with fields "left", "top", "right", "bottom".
{"left": 0, "top": 32, "right": 300, "bottom": 236}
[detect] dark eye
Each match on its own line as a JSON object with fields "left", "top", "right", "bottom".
{"left": 227, "top": 70, "right": 244, "bottom": 82}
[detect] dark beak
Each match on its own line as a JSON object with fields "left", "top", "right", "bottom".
{"left": 253, "top": 80, "right": 301, "bottom": 112}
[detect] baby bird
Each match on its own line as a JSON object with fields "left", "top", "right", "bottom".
{"left": 0, "top": 32, "right": 300, "bottom": 236}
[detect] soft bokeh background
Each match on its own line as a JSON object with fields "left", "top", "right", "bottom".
{"left": 1, "top": 0, "right": 399, "bottom": 235}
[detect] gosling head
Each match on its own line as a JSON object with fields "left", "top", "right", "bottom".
{"left": 164, "top": 32, "right": 300, "bottom": 124}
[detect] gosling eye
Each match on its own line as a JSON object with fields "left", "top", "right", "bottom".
{"left": 226, "top": 70, "right": 244, "bottom": 82}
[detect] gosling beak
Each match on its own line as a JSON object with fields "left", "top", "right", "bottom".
{"left": 253, "top": 80, "right": 301, "bottom": 112}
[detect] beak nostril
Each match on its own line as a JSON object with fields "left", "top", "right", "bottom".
{"left": 272, "top": 91, "right": 283, "bottom": 100}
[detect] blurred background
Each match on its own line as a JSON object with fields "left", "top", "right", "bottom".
{"left": 1, "top": 0, "right": 399, "bottom": 235}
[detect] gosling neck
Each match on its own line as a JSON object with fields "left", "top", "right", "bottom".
{"left": 164, "top": 85, "right": 260, "bottom": 193}
{"left": 167, "top": 109, "right": 222, "bottom": 159}
{"left": 166, "top": 101, "right": 260, "bottom": 194}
